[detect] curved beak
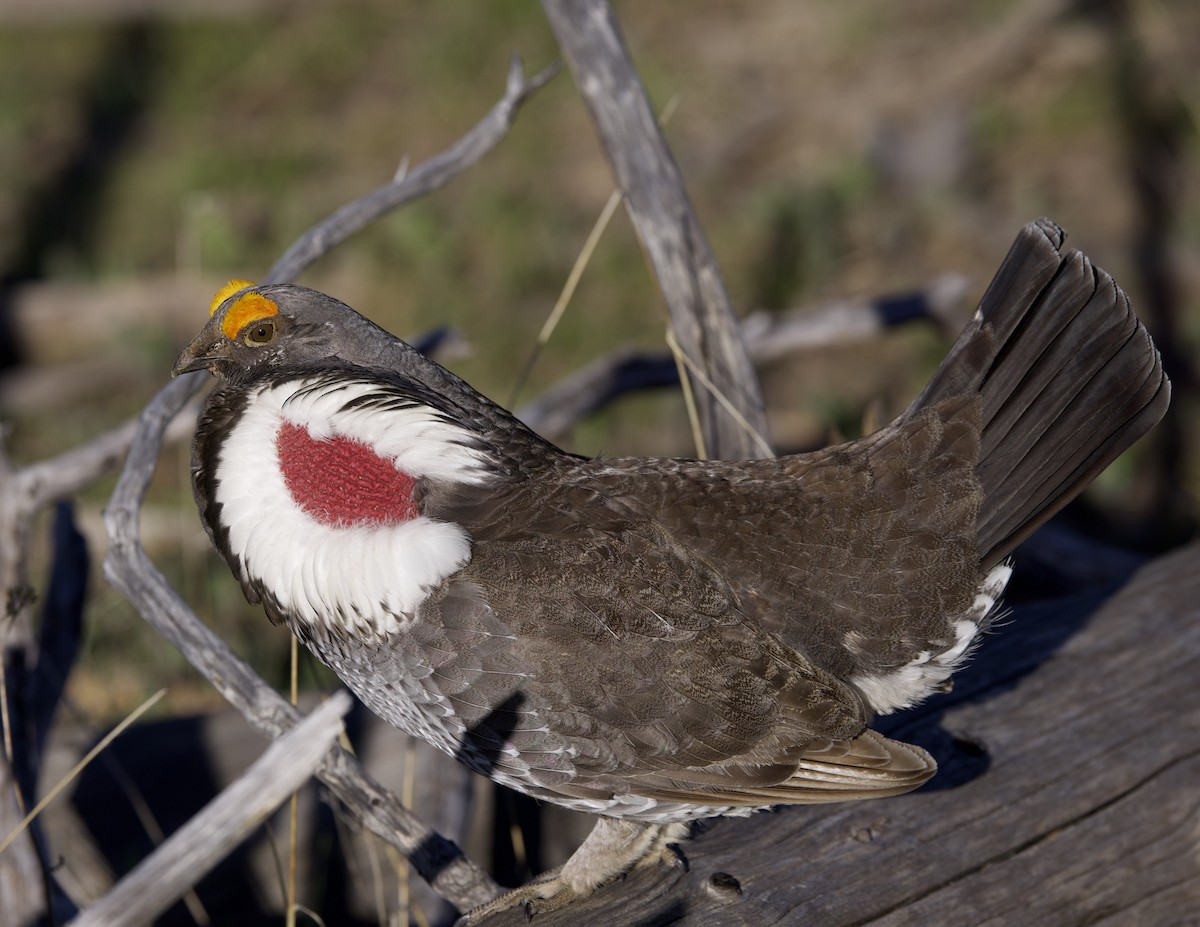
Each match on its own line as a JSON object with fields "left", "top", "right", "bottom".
{"left": 172, "top": 327, "right": 229, "bottom": 377}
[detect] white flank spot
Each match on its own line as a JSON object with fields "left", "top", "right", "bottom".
{"left": 215, "top": 378, "right": 489, "bottom": 638}
{"left": 851, "top": 563, "right": 1012, "bottom": 715}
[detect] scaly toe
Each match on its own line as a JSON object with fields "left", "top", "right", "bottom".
{"left": 454, "top": 870, "right": 567, "bottom": 925}
{"left": 523, "top": 881, "right": 580, "bottom": 917}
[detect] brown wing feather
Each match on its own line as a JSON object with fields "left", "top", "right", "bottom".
{"left": 626, "top": 730, "right": 934, "bottom": 807}
{"left": 555, "top": 408, "right": 986, "bottom": 693}
{"left": 420, "top": 482, "right": 935, "bottom": 809}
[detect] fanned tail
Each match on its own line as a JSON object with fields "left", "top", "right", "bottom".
{"left": 907, "top": 219, "right": 1169, "bottom": 567}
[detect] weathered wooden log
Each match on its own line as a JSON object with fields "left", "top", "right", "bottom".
{"left": 470, "top": 541, "right": 1200, "bottom": 925}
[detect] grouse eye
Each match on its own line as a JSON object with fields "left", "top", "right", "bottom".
{"left": 244, "top": 320, "right": 277, "bottom": 346}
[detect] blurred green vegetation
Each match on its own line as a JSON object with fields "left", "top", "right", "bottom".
{"left": 1, "top": 0, "right": 1197, "bottom": 721}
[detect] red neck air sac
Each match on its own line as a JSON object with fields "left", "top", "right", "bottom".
{"left": 276, "top": 421, "right": 420, "bottom": 527}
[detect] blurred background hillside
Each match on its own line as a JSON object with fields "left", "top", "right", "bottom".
{"left": 0, "top": 0, "right": 1197, "bottom": 919}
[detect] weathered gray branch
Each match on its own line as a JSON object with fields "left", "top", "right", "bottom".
{"left": 741, "top": 274, "right": 969, "bottom": 362}
{"left": 266, "top": 56, "right": 558, "bottom": 286}
{"left": 1, "top": 411, "right": 197, "bottom": 923}
{"left": 69, "top": 692, "right": 352, "bottom": 927}
{"left": 518, "top": 277, "right": 970, "bottom": 439}
{"left": 540, "top": 0, "right": 770, "bottom": 461}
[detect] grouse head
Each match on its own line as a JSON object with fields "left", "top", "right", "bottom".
{"left": 174, "top": 279, "right": 417, "bottom": 384}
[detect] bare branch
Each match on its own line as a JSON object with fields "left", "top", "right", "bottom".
{"left": 741, "top": 273, "right": 969, "bottom": 364}
{"left": 519, "top": 278, "right": 968, "bottom": 439}
{"left": 15, "top": 401, "right": 199, "bottom": 514}
{"left": 265, "top": 57, "right": 559, "bottom": 285}
{"left": 540, "top": 0, "right": 770, "bottom": 460}
{"left": 69, "top": 693, "right": 352, "bottom": 927}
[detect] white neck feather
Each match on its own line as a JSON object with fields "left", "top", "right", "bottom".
{"left": 214, "top": 377, "right": 490, "bottom": 639}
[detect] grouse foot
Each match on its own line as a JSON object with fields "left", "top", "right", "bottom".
{"left": 456, "top": 818, "right": 690, "bottom": 924}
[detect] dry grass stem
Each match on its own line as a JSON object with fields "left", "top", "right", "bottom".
{"left": 0, "top": 689, "right": 166, "bottom": 857}
{"left": 665, "top": 327, "right": 773, "bottom": 459}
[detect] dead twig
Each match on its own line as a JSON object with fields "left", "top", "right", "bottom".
{"left": 68, "top": 693, "right": 352, "bottom": 927}
{"left": 540, "top": 0, "right": 770, "bottom": 461}
{"left": 517, "top": 277, "right": 968, "bottom": 440}
{"left": 266, "top": 56, "right": 559, "bottom": 286}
